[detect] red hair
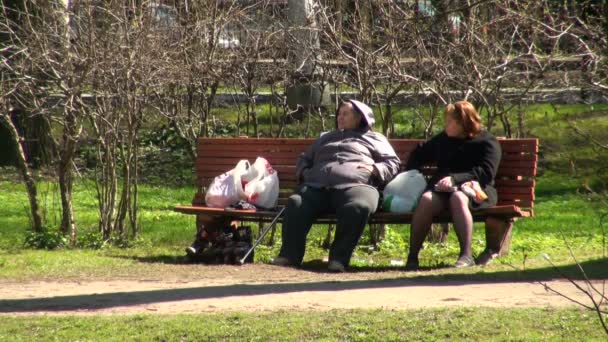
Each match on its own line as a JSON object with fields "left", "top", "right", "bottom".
{"left": 445, "top": 101, "right": 481, "bottom": 138}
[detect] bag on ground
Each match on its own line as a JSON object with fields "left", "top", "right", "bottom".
{"left": 192, "top": 223, "right": 254, "bottom": 264}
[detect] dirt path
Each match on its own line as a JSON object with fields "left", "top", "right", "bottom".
{"left": 1, "top": 264, "right": 603, "bottom": 315}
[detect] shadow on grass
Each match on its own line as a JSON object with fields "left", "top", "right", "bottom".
{"left": 128, "top": 254, "right": 192, "bottom": 265}
{"left": 1, "top": 258, "right": 606, "bottom": 313}
{"left": 350, "top": 257, "right": 608, "bottom": 282}
{"left": 130, "top": 253, "right": 608, "bottom": 281}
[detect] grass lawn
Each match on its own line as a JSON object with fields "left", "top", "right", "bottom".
{"left": 0, "top": 173, "right": 606, "bottom": 281}
{"left": 1, "top": 308, "right": 606, "bottom": 341}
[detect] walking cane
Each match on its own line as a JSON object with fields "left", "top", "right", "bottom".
{"left": 238, "top": 206, "right": 286, "bottom": 265}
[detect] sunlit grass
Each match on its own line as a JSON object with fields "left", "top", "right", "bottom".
{"left": 0, "top": 308, "right": 605, "bottom": 341}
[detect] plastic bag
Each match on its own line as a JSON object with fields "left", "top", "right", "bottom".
{"left": 205, "top": 159, "right": 254, "bottom": 208}
{"left": 205, "top": 157, "right": 280, "bottom": 209}
{"left": 243, "top": 157, "right": 279, "bottom": 209}
{"left": 204, "top": 171, "right": 240, "bottom": 208}
{"left": 232, "top": 159, "right": 259, "bottom": 200}
{"left": 382, "top": 170, "right": 427, "bottom": 213}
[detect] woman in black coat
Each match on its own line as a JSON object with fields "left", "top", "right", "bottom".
{"left": 405, "top": 101, "right": 501, "bottom": 270}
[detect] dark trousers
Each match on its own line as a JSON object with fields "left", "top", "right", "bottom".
{"left": 278, "top": 185, "right": 379, "bottom": 266}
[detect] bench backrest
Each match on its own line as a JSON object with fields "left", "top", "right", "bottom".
{"left": 193, "top": 137, "right": 538, "bottom": 213}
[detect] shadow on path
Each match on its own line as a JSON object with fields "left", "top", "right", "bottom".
{"left": 1, "top": 258, "right": 606, "bottom": 313}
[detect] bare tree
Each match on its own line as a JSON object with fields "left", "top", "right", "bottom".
{"left": 149, "top": 1, "right": 240, "bottom": 159}
{"left": 0, "top": 3, "right": 45, "bottom": 233}
{"left": 84, "top": 1, "right": 169, "bottom": 241}
{"left": 0, "top": 88, "right": 44, "bottom": 233}
{"left": 286, "top": 0, "right": 324, "bottom": 111}
{"left": 0, "top": 0, "right": 93, "bottom": 243}
{"left": 229, "top": 1, "right": 286, "bottom": 137}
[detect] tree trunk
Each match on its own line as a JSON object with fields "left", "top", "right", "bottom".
{"left": 287, "top": 0, "right": 319, "bottom": 78}
{"left": 129, "top": 143, "right": 139, "bottom": 238}
{"left": 286, "top": 0, "right": 323, "bottom": 109}
{"left": 0, "top": 112, "right": 44, "bottom": 233}
{"left": 58, "top": 109, "right": 78, "bottom": 244}
{"left": 382, "top": 102, "right": 392, "bottom": 137}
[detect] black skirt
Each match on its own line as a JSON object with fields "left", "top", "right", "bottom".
{"left": 428, "top": 184, "right": 497, "bottom": 211}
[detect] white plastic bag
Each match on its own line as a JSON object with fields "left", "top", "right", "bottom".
{"left": 205, "top": 159, "right": 255, "bottom": 208}
{"left": 382, "top": 170, "right": 427, "bottom": 213}
{"left": 243, "top": 157, "right": 280, "bottom": 209}
{"left": 232, "top": 159, "right": 259, "bottom": 200}
{"left": 204, "top": 171, "right": 240, "bottom": 208}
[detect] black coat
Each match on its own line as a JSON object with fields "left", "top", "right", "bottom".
{"left": 405, "top": 130, "right": 502, "bottom": 207}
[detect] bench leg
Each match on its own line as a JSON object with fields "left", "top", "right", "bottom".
{"left": 322, "top": 224, "right": 334, "bottom": 249}
{"left": 478, "top": 216, "right": 514, "bottom": 265}
{"left": 195, "top": 215, "right": 232, "bottom": 239}
{"left": 369, "top": 223, "right": 385, "bottom": 248}
{"left": 427, "top": 223, "right": 450, "bottom": 244}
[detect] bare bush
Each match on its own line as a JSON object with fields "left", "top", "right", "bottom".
{"left": 1, "top": 0, "right": 94, "bottom": 243}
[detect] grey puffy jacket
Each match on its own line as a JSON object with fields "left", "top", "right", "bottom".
{"left": 296, "top": 128, "right": 401, "bottom": 190}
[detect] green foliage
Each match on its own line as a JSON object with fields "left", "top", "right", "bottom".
{"left": 75, "top": 227, "right": 155, "bottom": 250}
{"left": 107, "top": 235, "right": 152, "bottom": 249}
{"left": 138, "top": 127, "right": 194, "bottom": 186}
{"left": 141, "top": 124, "right": 190, "bottom": 150}
{"left": 75, "top": 231, "right": 107, "bottom": 249}
{"left": 250, "top": 243, "right": 278, "bottom": 263}
{"left": 376, "top": 225, "right": 407, "bottom": 253}
{"left": 23, "top": 230, "right": 67, "bottom": 250}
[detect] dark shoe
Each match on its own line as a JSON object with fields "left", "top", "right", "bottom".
{"left": 327, "top": 260, "right": 345, "bottom": 273}
{"left": 271, "top": 256, "right": 292, "bottom": 267}
{"left": 404, "top": 258, "right": 419, "bottom": 271}
{"left": 454, "top": 255, "right": 475, "bottom": 268}
{"left": 476, "top": 249, "right": 498, "bottom": 266}
{"left": 185, "top": 246, "right": 198, "bottom": 256}
{"left": 185, "top": 240, "right": 203, "bottom": 256}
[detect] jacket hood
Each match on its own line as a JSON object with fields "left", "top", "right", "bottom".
{"left": 348, "top": 100, "right": 375, "bottom": 128}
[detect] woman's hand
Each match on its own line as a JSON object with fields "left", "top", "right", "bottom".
{"left": 435, "top": 176, "right": 455, "bottom": 192}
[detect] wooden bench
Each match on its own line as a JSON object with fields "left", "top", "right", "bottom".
{"left": 175, "top": 137, "right": 538, "bottom": 264}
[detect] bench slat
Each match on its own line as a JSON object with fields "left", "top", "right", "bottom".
{"left": 196, "top": 178, "right": 535, "bottom": 190}
{"left": 195, "top": 157, "right": 538, "bottom": 168}
{"left": 197, "top": 152, "right": 304, "bottom": 161}
{"left": 198, "top": 138, "right": 312, "bottom": 146}
{"left": 194, "top": 167, "right": 537, "bottom": 181}
{"left": 496, "top": 167, "right": 537, "bottom": 177}
{"left": 174, "top": 204, "right": 532, "bottom": 222}
{"left": 495, "top": 179, "right": 535, "bottom": 187}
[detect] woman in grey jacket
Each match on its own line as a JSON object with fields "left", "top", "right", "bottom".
{"left": 272, "top": 100, "right": 400, "bottom": 272}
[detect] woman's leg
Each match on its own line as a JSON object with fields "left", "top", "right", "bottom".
{"left": 278, "top": 186, "right": 329, "bottom": 265}
{"left": 449, "top": 191, "right": 473, "bottom": 261}
{"left": 329, "top": 186, "right": 379, "bottom": 267}
{"left": 407, "top": 191, "right": 447, "bottom": 265}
